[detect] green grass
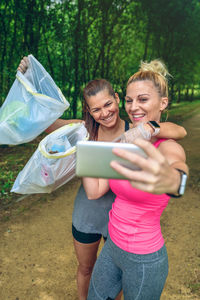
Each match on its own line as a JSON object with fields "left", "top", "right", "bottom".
{"left": 167, "top": 100, "right": 200, "bottom": 122}
{"left": 0, "top": 139, "right": 43, "bottom": 209}
{"left": 189, "top": 282, "right": 200, "bottom": 295}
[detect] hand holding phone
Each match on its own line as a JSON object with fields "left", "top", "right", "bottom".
{"left": 76, "top": 141, "right": 147, "bottom": 179}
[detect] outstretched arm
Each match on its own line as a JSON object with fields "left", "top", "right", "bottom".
{"left": 153, "top": 122, "right": 187, "bottom": 140}
{"left": 121, "top": 121, "right": 187, "bottom": 144}
{"left": 45, "top": 118, "right": 84, "bottom": 134}
{"left": 82, "top": 177, "right": 110, "bottom": 199}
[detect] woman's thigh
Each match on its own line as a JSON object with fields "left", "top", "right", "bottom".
{"left": 87, "top": 240, "right": 122, "bottom": 300}
{"left": 72, "top": 224, "right": 103, "bottom": 269}
{"left": 121, "top": 245, "right": 168, "bottom": 300}
{"left": 87, "top": 235, "right": 168, "bottom": 300}
{"left": 73, "top": 237, "right": 101, "bottom": 270}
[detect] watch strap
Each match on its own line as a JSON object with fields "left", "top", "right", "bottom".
{"left": 147, "top": 121, "right": 160, "bottom": 136}
{"left": 166, "top": 169, "right": 187, "bottom": 198}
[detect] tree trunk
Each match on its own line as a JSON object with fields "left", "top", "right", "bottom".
{"left": 143, "top": 29, "right": 150, "bottom": 60}
{"left": 72, "top": 0, "right": 82, "bottom": 118}
{"left": 184, "top": 87, "right": 189, "bottom": 101}
{"left": 190, "top": 87, "right": 194, "bottom": 101}
{"left": 177, "top": 86, "right": 181, "bottom": 103}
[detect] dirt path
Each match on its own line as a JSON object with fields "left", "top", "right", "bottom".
{"left": 0, "top": 111, "right": 200, "bottom": 300}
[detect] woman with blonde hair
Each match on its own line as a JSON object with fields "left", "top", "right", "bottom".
{"left": 17, "top": 57, "right": 187, "bottom": 300}
{"left": 82, "top": 59, "right": 188, "bottom": 300}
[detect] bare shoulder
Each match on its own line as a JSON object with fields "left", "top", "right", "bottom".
{"left": 158, "top": 139, "right": 185, "bottom": 151}
{"left": 158, "top": 139, "right": 186, "bottom": 161}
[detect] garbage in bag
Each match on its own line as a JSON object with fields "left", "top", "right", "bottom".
{"left": 11, "top": 123, "right": 89, "bottom": 194}
{"left": 0, "top": 54, "right": 69, "bottom": 145}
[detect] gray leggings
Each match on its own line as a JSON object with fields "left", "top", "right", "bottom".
{"left": 87, "top": 235, "right": 168, "bottom": 300}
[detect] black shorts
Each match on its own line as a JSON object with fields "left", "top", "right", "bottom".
{"left": 72, "top": 224, "right": 107, "bottom": 244}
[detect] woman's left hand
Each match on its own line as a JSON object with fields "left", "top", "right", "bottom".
{"left": 17, "top": 56, "right": 29, "bottom": 73}
{"left": 110, "top": 138, "right": 186, "bottom": 195}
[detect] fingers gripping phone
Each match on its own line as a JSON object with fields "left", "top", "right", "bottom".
{"left": 75, "top": 141, "right": 147, "bottom": 179}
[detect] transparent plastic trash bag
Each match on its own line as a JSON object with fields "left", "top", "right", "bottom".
{"left": 11, "top": 123, "right": 89, "bottom": 194}
{"left": 0, "top": 54, "right": 69, "bottom": 145}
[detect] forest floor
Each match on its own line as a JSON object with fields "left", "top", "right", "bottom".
{"left": 0, "top": 107, "right": 200, "bottom": 300}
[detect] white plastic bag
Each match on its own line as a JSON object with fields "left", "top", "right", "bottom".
{"left": 11, "top": 123, "right": 89, "bottom": 194}
{"left": 0, "top": 54, "right": 69, "bottom": 145}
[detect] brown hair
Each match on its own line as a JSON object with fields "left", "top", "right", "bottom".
{"left": 127, "top": 59, "right": 171, "bottom": 98}
{"left": 83, "top": 79, "right": 116, "bottom": 140}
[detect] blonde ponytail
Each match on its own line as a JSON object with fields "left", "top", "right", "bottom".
{"left": 127, "top": 59, "right": 171, "bottom": 98}
{"left": 140, "top": 59, "right": 171, "bottom": 78}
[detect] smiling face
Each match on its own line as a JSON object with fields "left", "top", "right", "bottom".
{"left": 125, "top": 80, "right": 168, "bottom": 127}
{"left": 86, "top": 89, "right": 120, "bottom": 128}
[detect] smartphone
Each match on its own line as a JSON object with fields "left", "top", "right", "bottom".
{"left": 75, "top": 140, "right": 147, "bottom": 179}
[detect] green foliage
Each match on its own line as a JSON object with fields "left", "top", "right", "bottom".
{"left": 0, "top": 0, "right": 200, "bottom": 116}
{"left": 0, "top": 163, "right": 18, "bottom": 201}
{"left": 0, "top": 142, "right": 37, "bottom": 207}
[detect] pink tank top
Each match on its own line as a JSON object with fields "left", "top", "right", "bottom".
{"left": 108, "top": 139, "right": 170, "bottom": 254}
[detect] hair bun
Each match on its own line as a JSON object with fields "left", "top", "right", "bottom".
{"left": 140, "top": 59, "right": 171, "bottom": 78}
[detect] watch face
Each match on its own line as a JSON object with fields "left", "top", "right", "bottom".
{"left": 149, "top": 121, "right": 160, "bottom": 128}
{"left": 178, "top": 170, "right": 187, "bottom": 195}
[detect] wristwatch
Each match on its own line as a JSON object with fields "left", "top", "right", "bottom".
{"left": 147, "top": 121, "right": 160, "bottom": 136}
{"left": 166, "top": 169, "right": 188, "bottom": 198}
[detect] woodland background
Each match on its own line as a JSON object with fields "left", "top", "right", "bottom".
{"left": 0, "top": 3, "right": 200, "bottom": 299}
{"left": 1, "top": 0, "right": 200, "bottom": 119}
